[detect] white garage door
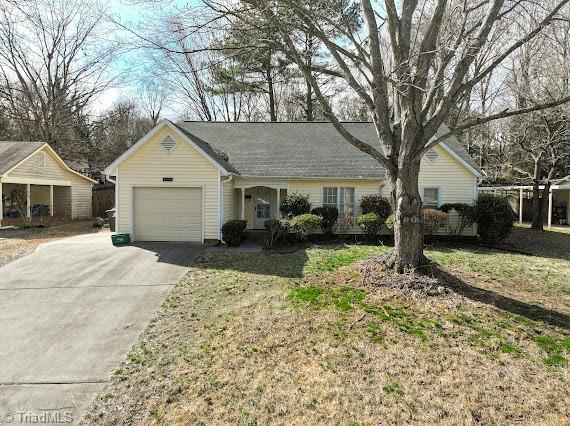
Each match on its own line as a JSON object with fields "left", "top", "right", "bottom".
{"left": 133, "top": 187, "right": 202, "bottom": 242}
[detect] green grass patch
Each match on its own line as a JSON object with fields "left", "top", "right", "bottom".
{"left": 304, "top": 245, "right": 387, "bottom": 274}
{"left": 500, "top": 343, "right": 522, "bottom": 355}
{"left": 533, "top": 335, "right": 559, "bottom": 353}
{"left": 382, "top": 382, "right": 404, "bottom": 397}
{"left": 544, "top": 354, "right": 568, "bottom": 366}
{"left": 290, "top": 285, "right": 430, "bottom": 341}
{"left": 289, "top": 285, "right": 368, "bottom": 311}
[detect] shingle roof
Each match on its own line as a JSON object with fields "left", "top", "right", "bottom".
{"left": 0, "top": 141, "right": 45, "bottom": 175}
{"left": 174, "top": 121, "right": 480, "bottom": 178}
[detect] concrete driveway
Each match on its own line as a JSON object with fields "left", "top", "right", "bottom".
{"left": 0, "top": 232, "right": 202, "bottom": 424}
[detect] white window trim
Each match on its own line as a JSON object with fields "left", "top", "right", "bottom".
{"left": 321, "top": 186, "right": 357, "bottom": 216}
{"left": 422, "top": 186, "right": 441, "bottom": 208}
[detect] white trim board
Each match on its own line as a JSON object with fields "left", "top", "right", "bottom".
{"left": 104, "top": 119, "right": 231, "bottom": 177}
{"left": 1, "top": 144, "right": 95, "bottom": 184}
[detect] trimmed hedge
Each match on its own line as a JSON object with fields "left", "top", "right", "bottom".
{"left": 222, "top": 220, "right": 247, "bottom": 246}
{"left": 356, "top": 212, "right": 382, "bottom": 239}
{"left": 290, "top": 213, "right": 321, "bottom": 241}
{"left": 423, "top": 208, "right": 448, "bottom": 236}
{"left": 280, "top": 193, "right": 311, "bottom": 217}
{"left": 311, "top": 206, "right": 339, "bottom": 235}
{"left": 439, "top": 203, "right": 475, "bottom": 236}
{"left": 360, "top": 195, "right": 391, "bottom": 220}
{"left": 474, "top": 194, "right": 515, "bottom": 243}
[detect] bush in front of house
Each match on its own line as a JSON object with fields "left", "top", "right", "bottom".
{"left": 474, "top": 193, "right": 515, "bottom": 243}
{"left": 222, "top": 219, "right": 247, "bottom": 246}
{"left": 264, "top": 219, "right": 289, "bottom": 249}
{"left": 360, "top": 194, "right": 391, "bottom": 220}
{"left": 311, "top": 206, "right": 338, "bottom": 235}
{"left": 439, "top": 203, "right": 475, "bottom": 236}
{"left": 385, "top": 214, "right": 395, "bottom": 232}
{"left": 280, "top": 193, "right": 311, "bottom": 217}
{"left": 290, "top": 213, "right": 321, "bottom": 241}
{"left": 423, "top": 208, "right": 449, "bottom": 237}
{"left": 356, "top": 212, "right": 383, "bottom": 239}
{"left": 334, "top": 213, "right": 354, "bottom": 234}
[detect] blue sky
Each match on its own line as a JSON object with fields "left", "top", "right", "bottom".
{"left": 93, "top": 0, "right": 200, "bottom": 115}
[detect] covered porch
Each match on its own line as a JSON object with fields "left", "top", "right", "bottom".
{"left": 234, "top": 180, "right": 288, "bottom": 230}
{"left": 480, "top": 182, "right": 570, "bottom": 227}
{"left": 0, "top": 177, "right": 72, "bottom": 227}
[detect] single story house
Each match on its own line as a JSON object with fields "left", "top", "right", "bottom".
{"left": 0, "top": 141, "right": 95, "bottom": 226}
{"left": 104, "top": 120, "right": 482, "bottom": 243}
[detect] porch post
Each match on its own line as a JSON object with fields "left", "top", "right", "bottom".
{"left": 276, "top": 188, "right": 281, "bottom": 219}
{"left": 240, "top": 187, "right": 245, "bottom": 220}
{"left": 567, "top": 191, "right": 570, "bottom": 225}
{"left": 547, "top": 188, "right": 553, "bottom": 228}
{"left": 49, "top": 185, "right": 54, "bottom": 216}
{"left": 519, "top": 188, "right": 523, "bottom": 224}
{"left": 26, "top": 183, "right": 31, "bottom": 219}
{"left": 0, "top": 179, "right": 3, "bottom": 226}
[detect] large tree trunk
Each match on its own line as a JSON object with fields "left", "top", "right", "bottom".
{"left": 530, "top": 180, "right": 544, "bottom": 230}
{"left": 530, "top": 159, "right": 545, "bottom": 230}
{"left": 388, "top": 161, "right": 426, "bottom": 272}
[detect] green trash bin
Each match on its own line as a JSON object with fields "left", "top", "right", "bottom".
{"left": 111, "top": 233, "right": 130, "bottom": 246}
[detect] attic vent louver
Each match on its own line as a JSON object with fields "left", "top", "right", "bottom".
{"left": 160, "top": 135, "right": 177, "bottom": 153}
{"left": 425, "top": 149, "right": 439, "bottom": 162}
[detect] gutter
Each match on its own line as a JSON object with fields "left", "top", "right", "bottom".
{"left": 219, "top": 175, "right": 233, "bottom": 243}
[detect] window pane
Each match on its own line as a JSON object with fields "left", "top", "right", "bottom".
{"left": 423, "top": 188, "right": 438, "bottom": 207}
{"left": 339, "top": 187, "right": 355, "bottom": 216}
{"left": 323, "top": 187, "right": 338, "bottom": 208}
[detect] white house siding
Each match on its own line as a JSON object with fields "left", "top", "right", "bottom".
{"left": 53, "top": 186, "right": 72, "bottom": 217}
{"left": 381, "top": 144, "right": 478, "bottom": 235}
{"left": 287, "top": 179, "right": 385, "bottom": 233}
{"left": 116, "top": 126, "right": 220, "bottom": 239}
{"left": 70, "top": 176, "right": 93, "bottom": 218}
{"left": 223, "top": 179, "right": 235, "bottom": 223}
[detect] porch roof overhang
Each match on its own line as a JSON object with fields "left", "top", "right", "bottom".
{"left": 0, "top": 176, "right": 72, "bottom": 186}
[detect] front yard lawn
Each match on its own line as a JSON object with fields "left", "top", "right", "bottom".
{"left": 0, "top": 220, "right": 99, "bottom": 267}
{"left": 84, "top": 229, "right": 569, "bottom": 425}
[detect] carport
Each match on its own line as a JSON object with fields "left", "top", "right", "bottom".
{"left": 0, "top": 142, "right": 94, "bottom": 226}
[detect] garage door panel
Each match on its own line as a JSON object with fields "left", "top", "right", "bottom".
{"left": 134, "top": 187, "right": 202, "bottom": 242}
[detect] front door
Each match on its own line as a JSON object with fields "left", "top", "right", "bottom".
{"left": 254, "top": 187, "right": 272, "bottom": 228}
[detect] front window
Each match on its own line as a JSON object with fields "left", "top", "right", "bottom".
{"left": 323, "top": 186, "right": 355, "bottom": 216}
{"left": 323, "top": 187, "right": 338, "bottom": 209}
{"left": 423, "top": 188, "right": 439, "bottom": 208}
{"left": 339, "top": 187, "right": 355, "bottom": 216}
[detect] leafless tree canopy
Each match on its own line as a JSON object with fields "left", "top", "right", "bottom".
{"left": 0, "top": 0, "right": 119, "bottom": 157}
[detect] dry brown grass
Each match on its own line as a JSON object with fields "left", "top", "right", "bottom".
{"left": 0, "top": 220, "right": 99, "bottom": 267}
{"left": 83, "top": 235, "right": 569, "bottom": 426}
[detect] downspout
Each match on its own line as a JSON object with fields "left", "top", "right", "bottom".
{"left": 219, "top": 175, "right": 233, "bottom": 243}
{"left": 105, "top": 171, "right": 118, "bottom": 233}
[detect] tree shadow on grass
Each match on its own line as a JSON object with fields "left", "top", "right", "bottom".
{"left": 431, "top": 265, "right": 570, "bottom": 331}
{"left": 195, "top": 246, "right": 311, "bottom": 278}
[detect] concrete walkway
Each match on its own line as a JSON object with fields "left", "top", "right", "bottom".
{"left": 0, "top": 232, "right": 201, "bottom": 424}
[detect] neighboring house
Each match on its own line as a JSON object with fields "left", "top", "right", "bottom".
{"left": 480, "top": 178, "right": 570, "bottom": 227}
{"left": 0, "top": 142, "right": 95, "bottom": 226}
{"left": 104, "top": 120, "right": 482, "bottom": 243}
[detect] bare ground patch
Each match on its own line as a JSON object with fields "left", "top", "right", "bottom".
{"left": 83, "top": 240, "right": 569, "bottom": 425}
{"left": 0, "top": 220, "right": 100, "bottom": 267}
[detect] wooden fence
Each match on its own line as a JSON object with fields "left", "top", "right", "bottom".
{"left": 92, "top": 187, "right": 115, "bottom": 218}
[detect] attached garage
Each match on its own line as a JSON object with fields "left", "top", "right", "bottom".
{"left": 133, "top": 187, "right": 202, "bottom": 242}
